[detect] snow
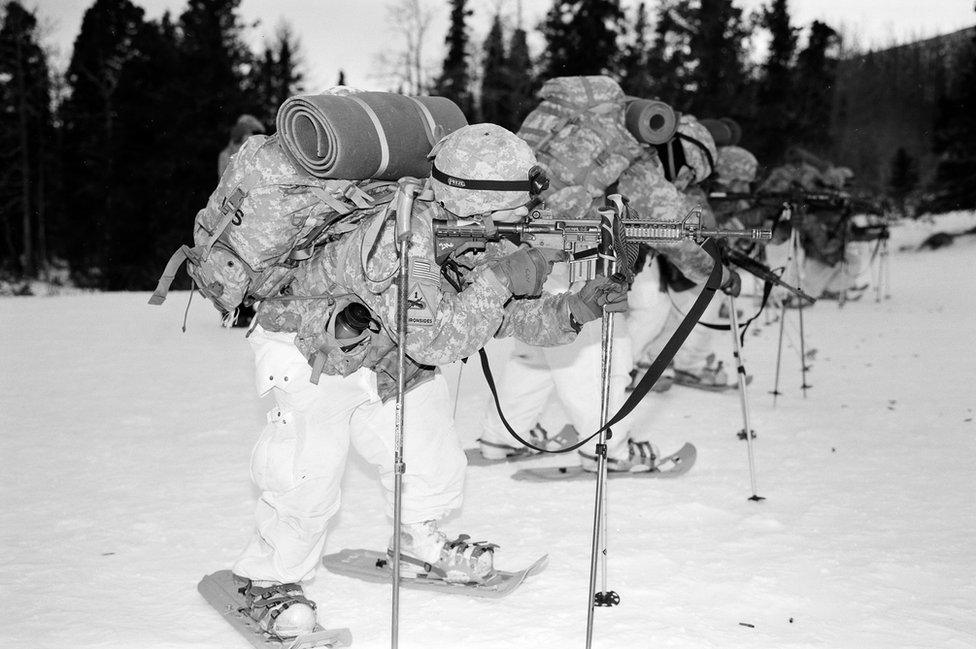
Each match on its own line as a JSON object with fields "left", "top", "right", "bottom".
{"left": 2, "top": 214, "right": 975, "bottom": 649}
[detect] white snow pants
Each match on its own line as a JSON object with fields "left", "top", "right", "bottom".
{"left": 233, "top": 327, "right": 466, "bottom": 584}
{"left": 479, "top": 265, "right": 634, "bottom": 460}
{"left": 628, "top": 260, "right": 728, "bottom": 373}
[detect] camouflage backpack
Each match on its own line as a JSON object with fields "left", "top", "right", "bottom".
{"left": 149, "top": 134, "right": 396, "bottom": 315}
{"left": 517, "top": 76, "right": 644, "bottom": 219}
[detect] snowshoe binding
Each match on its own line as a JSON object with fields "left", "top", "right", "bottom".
{"left": 579, "top": 440, "right": 661, "bottom": 473}
{"left": 625, "top": 362, "right": 674, "bottom": 393}
{"left": 673, "top": 354, "right": 745, "bottom": 391}
{"left": 392, "top": 520, "right": 496, "bottom": 584}
{"left": 239, "top": 579, "right": 318, "bottom": 640}
{"left": 475, "top": 422, "right": 577, "bottom": 462}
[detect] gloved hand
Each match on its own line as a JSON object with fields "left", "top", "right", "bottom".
{"left": 567, "top": 275, "right": 630, "bottom": 326}
{"left": 720, "top": 266, "right": 741, "bottom": 297}
{"left": 488, "top": 246, "right": 567, "bottom": 297}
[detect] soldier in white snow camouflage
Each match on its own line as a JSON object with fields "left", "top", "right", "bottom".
{"left": 232, "top": 122, "right": 622, "bottom": 639}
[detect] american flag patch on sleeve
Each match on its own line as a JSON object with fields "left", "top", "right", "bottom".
{"left": 409, "top": 257, "right": 442, "bottom": 286}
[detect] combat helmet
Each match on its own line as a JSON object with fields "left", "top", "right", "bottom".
{"left": 715, "top": 145, "right": 759, "bottom": 186}
{"left": 430, "top": 123, "right": 547, "bottom": 217}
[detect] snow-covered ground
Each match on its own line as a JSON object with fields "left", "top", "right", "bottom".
{"left": 2, "top": 214, "right": 975, "bottom": 649}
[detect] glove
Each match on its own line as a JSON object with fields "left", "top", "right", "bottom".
{"left": 488, "top": 246, "right": 566, "bottom": 297}
{"left": 567, "top": 275, "right": 630, "bottom": 326}
{"left": 720, "top": 266, "right": 741, "bottom": 297}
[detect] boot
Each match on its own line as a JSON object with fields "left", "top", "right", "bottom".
{"left": 478, "top": 422, "right": 571, "bottom": 461}
{"left": 237, "top": 578, "right": 317, "bottom": 639}
{"left": 391, "top": 520, "right": 496, "bottom": 583}
{"left": 673, "top": 353, "right": 731, "bottom": 390}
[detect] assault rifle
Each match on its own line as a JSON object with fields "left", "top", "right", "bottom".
{"left": 708, "top": 189, "right": 883, "bottom": 216}
{"left": 722, "top": 246, "right": 816, "bottom": 304}
{"left": 433, "top": 204, "right": 772, "bottom": 281}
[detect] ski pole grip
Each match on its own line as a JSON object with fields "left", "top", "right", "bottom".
{"left": 395, "top": 178, "right": 422, "bottom": 242}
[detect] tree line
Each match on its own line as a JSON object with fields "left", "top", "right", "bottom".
{"left": 1, "top": 0, "right": 973, "bottom": 290}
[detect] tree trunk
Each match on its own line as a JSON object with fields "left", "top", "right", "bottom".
{"left": 15, "top": 35, "right": 33, "bottom": 275}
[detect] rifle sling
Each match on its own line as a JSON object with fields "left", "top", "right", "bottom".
{"left": 694, "top": 278, "right": 774, "bottom": 346}
{"left": 479, "top": 238, "right": 724, "bottom": 455}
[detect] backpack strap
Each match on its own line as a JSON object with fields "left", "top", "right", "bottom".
{"left": 148, "top": 244, "right": 202, "bottom": 305}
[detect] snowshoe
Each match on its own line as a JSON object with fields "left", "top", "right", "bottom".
{"left": 197, "top": 570, "right": 351, "bottom": 649}
{"left": 578, "top": 440, "right": 661, "bottom": 473}
{"left": 392, "top": 520, "right": 496, "bottom": 584}
{"left": 625, "top": 362, "right": 674, "bottom": 393}
{"left": 513, "top": 443, "right": 697, "bottom": 482}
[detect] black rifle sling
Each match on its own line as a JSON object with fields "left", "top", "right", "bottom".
{"left": 480, "top": 238, "right": 724, "bottom": 454}
{"left": 685, "top": 278, "right": 774, "bottom": 346}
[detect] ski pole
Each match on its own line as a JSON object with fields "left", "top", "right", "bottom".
{"left": 771, "top": 297, "right": 787, "bottom": 405}
{"left": 585, "top": 199, "right": 622, "bottom": 649}
{"left": 881, "top": 237, "right": 891, "bottom": 300}
{"left": 728, "top": 293, "right": 764, "bottom": 501}
{"left": 390, "top": 180, "right": 419, "bottom": 649}
{"left": 451, "top": 361, "right": 464, "bottom": 421}
{"left": 791, "top": 226, "right": 811, "bottom": 397}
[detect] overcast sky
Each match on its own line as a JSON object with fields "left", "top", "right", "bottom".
{"left": 37, "top": 0, "right": 976, "bottom": 91}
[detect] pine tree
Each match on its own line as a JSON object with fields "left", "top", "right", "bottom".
{"left": 754, "top": 0, "right": 798, "bottom": 161}
{"left": 434, "top": 0, "right": 473, "bottom": 118}
{"left": 0, "top": 2, "right": 57, "bottom": 276}
{"left": 930, "top": 32, "right": 976, "bottom": 211}
{"left": 506, "top": 24, "right": 538, "bottom": 128}
{"left": 646, "top": 0, "right": 693, "bottom": 107}
{"left": 619, "top": 2, "right": 654, "bottom": 97}
{"left": 250, "top": 23, "right": 305, "bottom": 127}
{"left": 480, "top": 14, "right": 508, "bottom": 126}
{"left": 684, "top": 0, "right": 752, "bottom": 118}
{"left": 540, "top": 0, "right": 626, "bottom": 79}
{"left": 793, "top": 20, "right": 840, "bottom": 153}
{"left": 107, "top": 13, "right": 187, "bottom": 288}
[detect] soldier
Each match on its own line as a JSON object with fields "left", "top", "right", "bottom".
{"left": 218, "top": 114, "right": 266, "bottom": 177}
{"left": 624, "top": 117, "right": 746, "bottom": 392}
{"left": 760, "top": 147, "right": 856, "bottom": 301}
{"left": 231, "top": 123, "right": 621, "bottom": 639}
{"left": 477, "top": 110, "right": 737, "bottom": 471}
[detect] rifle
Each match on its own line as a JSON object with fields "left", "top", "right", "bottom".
{"left": 433, "top": 204, "right": 772, "bottom": 281}
{"left": 722, "top": 246, "right": 816, "bottom": 304}
{"left": 709, "top": 189, "right": 883, "bottom": 216}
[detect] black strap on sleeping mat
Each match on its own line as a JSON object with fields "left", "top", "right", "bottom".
{"left": 480, "top": 238, "right": 725, "bottom": 454}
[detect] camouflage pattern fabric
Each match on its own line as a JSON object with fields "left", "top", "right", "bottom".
{"left": 616, "top": 153, "right": 715, "bottom": 283}
{"left": 760, "top": 158, "right": 852, "bottom": 266}
{"left": 258, "top": 194, "right": 579, "bottom": 401}
{"left": 712, "top": 145, "right": 758, "bottom": 225}
{"left": 714, "top": 145, "right": 758, "bottom": 187}
{"left": 676, "top": 114, "right": 718, "bottom": 185}
{"left": 429, "top": 123, "right": 537, "bottom": 217}
{"left": 518, "top": 76, "right": 644, "bottom": 220}
{"left": 180, "top": 133, "right": 391, "bottom": 313}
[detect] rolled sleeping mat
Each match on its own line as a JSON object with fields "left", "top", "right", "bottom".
{"left": 720, "top": 117, "right": 742, "bottom": 146}
{"left": 624, "top": 98, "right": 679, "bottom": 145}
{"left": 700, "top": 118, "right": 735, "bottom": 147}
{"left": 276, "top": 92, "right": 468, "bottom": 180}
